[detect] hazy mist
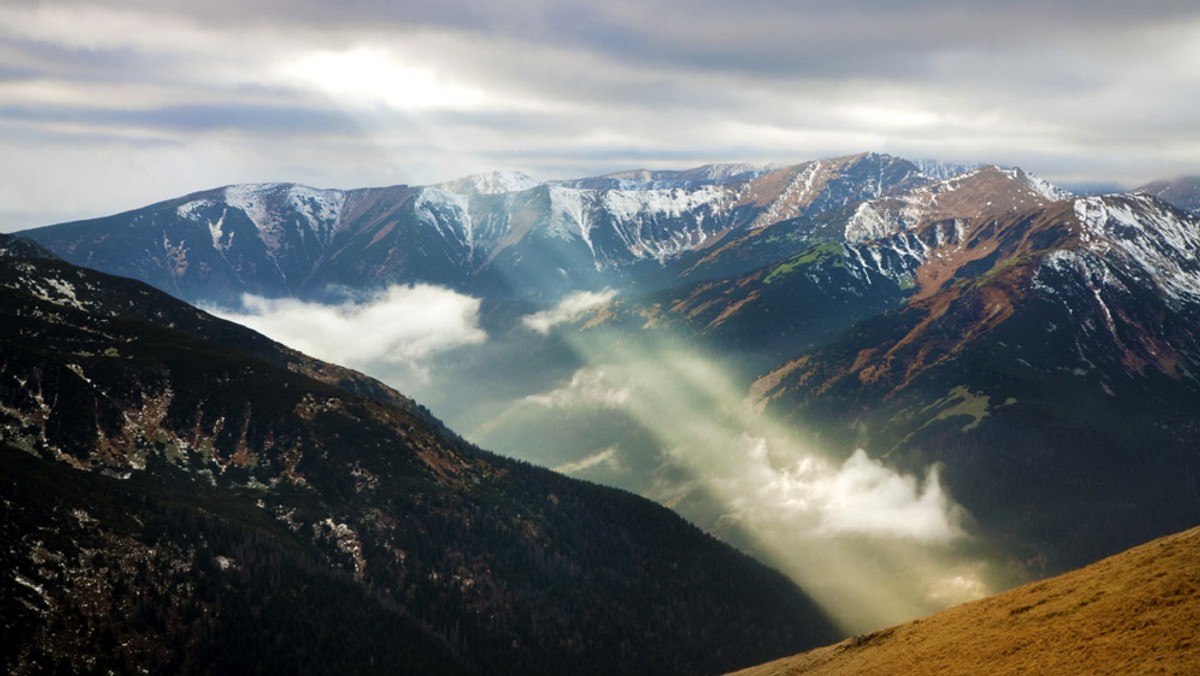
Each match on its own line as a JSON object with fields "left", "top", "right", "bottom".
{"left": 218, "top": 285, "right": 1011, "bottom": 633}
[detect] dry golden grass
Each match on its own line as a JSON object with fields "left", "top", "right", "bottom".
{"left": 733, "top": 526, "right": 1200, "bottom": 675}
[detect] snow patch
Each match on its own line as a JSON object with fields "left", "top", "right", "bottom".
{"left": 548, "top": 186, "right": 596, "bottom": 258}
{"left": 413, "top": 188, "right": 473, "bottom": 248}
{"left": 845, "top": 203, "right": 899, "bottom": 242}
{"left": 29, "top": 276, "right": 86, "bottom": 311}
{"left": 1020, "top": 169, "right": 1073, "bottom": 202}
{"left": 1073, "top": 195, "right": 1200, "bottom": 304}
{"left": 224, "top": 183, "right": 346, "bottom": 254}
{"left": 175, "top": 199, "right": 213, "bottom": 220}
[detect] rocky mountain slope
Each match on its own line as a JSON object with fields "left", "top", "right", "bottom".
{"left": 743, "top": 186, "right": 1200, "bottom": 573}
{"left": 571, "top": 164, "right": 1200, "bottom": 578}
{"left": 0, "top": 239, "right": 840, "bottom": 674}
{"left": 732, "top": 524, "right": 1200, "bottom": 675}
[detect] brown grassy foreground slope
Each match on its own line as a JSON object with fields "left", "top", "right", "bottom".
{"left": 733, "top": 526, "right": 1200, "bottom": 675}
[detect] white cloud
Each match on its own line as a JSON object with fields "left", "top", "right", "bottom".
{"left": 211, "top": 284, "right": 486, "bottom": 381}
{"left": 553, "top": 447, "right": 621, "bottom": 474}
{"left": 524, "top": 367, "right": 630, "bottom": 409}
{"left": 926, "top": 570, "right": 990, "bottom": 607}
{"left": 716, "top": 442, "right": 965, "bottom": 543}
{"left": 522, "top": 289, "right": 616, "bottom": 334}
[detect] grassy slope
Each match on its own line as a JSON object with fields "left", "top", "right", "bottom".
{"left": 732, "top": 525, "right": 1200, "bottom": 675}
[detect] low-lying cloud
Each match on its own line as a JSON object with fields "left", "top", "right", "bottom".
{"left": 214, "top": 285, "right": 1003, "bottom": 633}
{"left": 211, "top": 284, "right": 486, "bottom": 383}
{"left": 522, "top": 289, "right": 616, "bottom": 334}
{"left": 471, "top": 335, "right": 996, "bottom": 632}
{"left": 714, "top": 441, "right": 965, "bottom": 543}
{"left": 523, "top": 366, "right": 631, "bottom": 409}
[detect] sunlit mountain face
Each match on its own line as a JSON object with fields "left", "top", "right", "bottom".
{"left": 16, "top": 152, "right": 1200, "bottom": 634}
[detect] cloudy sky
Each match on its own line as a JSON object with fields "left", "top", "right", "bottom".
{"left": 3, "top": 0, "right": 1199, "bottom": 230}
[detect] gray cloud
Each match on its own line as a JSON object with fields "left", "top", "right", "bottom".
{"left": 2, "top": 1, "right": 1200, "bottom": 230}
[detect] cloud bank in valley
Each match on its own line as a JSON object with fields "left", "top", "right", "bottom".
{"left": 476, "top": 333, "right": 995, "bottom": 633}
{"left": 202, "top": 259, "right": 1001, "bottom": 633}
{"left": 211, "top": 284, "right": 487, "bottom": 385}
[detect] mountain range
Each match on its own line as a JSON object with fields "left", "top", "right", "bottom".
{"left": 8, "top": 152, "right": 1200, "bottom": 665}
{"left": 19, "top": 153, "right": 934, "bottom": 306}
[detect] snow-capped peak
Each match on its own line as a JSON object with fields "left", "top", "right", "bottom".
{"left": 1002, "top": 167, "right": 1074, "bottom": 203}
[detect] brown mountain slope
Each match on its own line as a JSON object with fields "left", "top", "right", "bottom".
{"left": 732, "top": 525, "right": 1200, "bottom": 675}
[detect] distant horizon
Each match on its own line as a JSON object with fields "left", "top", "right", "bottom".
{"left": 0, "top": 150, "right": 1176, "bottom": 232}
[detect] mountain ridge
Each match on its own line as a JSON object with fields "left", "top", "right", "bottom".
{"left": 16, "top": 153, "right": 943, "bottom": 306}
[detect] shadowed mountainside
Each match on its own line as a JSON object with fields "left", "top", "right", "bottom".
{"left": 0, "top": 240, "right": 840, "bottom": 675}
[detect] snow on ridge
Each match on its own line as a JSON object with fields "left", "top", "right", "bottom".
{"left": 548, "top": 186, "right": 596, "bottom": 258}
{"left": 912, "top": 159, "right": 980, "bottom": 181}
{"left": 750, "top": 161, "right": 824, "bottom": 229}
{"left": 1073, "top": 194, "right": 1200, "bottom": 304}
{"left": 176, "top": 199, "right": 213, "bottom": 220}
{"left": 1025, "top": 172, "right": 1074, "bottom": 203}
{"left": 600, "top": 184, "right": 730, "bottom": 224}
{"left": 222, "top": 184, "right": 346, "bottom": 255}
{"left": 668, "top": 163, "right": 772, "bottom": 185}
{"left": 844, "top": 202, "right": 900, "bottom": 242}
{"left": 413, "top": 188, "right": 473, "bottom": 248}
{"left": 223, "top": 183, "right": 284, "bottom": 221}
{"left": 1002, "top": 167, "right": 1073, "bottom": 202}
{"left": 286, "top": 184, "right": 346, "bottom": 235}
